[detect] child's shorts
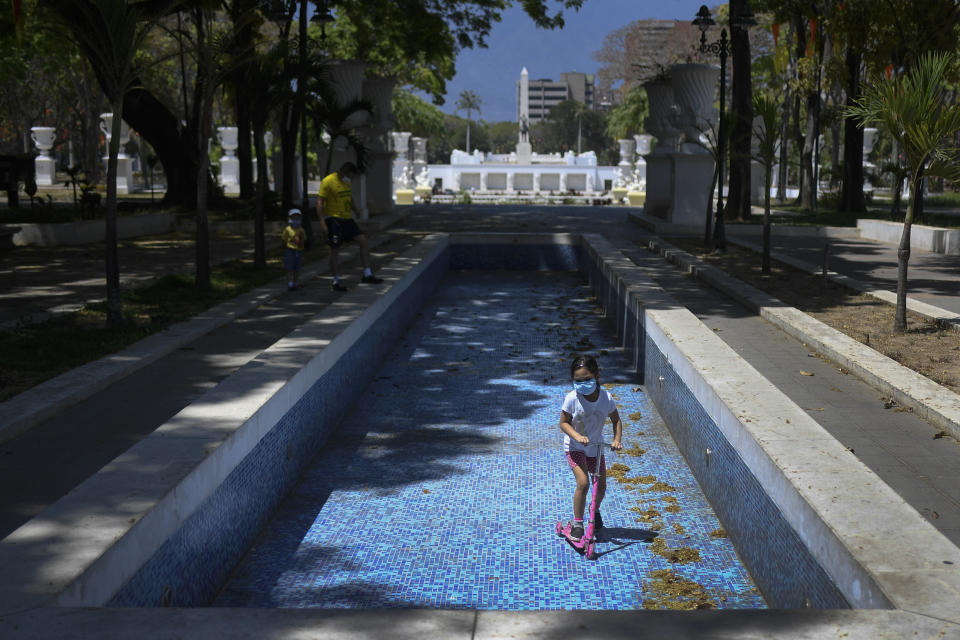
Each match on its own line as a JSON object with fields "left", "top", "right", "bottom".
{"left": 284, "top": 248, "right": 302, "bottom": 271}
{"left": 565, "top": 450, "right": 606, "bottom": 475}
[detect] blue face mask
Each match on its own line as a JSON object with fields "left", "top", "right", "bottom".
{"left": 289, "top": 219, "right": 301, "bottom": 227}
{"left": 573, "top": 378, "right": 597, "bottom": 395}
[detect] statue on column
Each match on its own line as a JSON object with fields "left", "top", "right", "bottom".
{"left": 519, "top": 115, "right": 529, "bottom": 143}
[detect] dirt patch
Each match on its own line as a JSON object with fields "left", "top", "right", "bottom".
{"left": 665, "top": 239, "right": 960, "bottom": 395}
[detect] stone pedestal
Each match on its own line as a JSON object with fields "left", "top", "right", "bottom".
{"left": 364, "top": 150, "right": 394, "bottom": 217}
{"left": 516, "top": 141, "right": 532, "bottom": 164}
{"left": 415, "top": 185, "right": 432, "bottom": 201}
{"left": 643, "top": 154, "right": 672, "bottom": 216}
{"left": 665, "top": 153, "right": 715, "bottom": 226}
{"left": 34, "top": 157, "right": 56, "bottom": 187}
{"left": 395, "top": 188, "right": 415, "bottom": 205}
{"left": 612, "top": 187, "right": 628, "bottom": 203}
{"left": 627, "top": 191, "right": 645, "bottom": 206}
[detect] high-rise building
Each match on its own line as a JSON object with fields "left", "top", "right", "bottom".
{"left": 517, "top": 70, "right": 596, "bottom": 123}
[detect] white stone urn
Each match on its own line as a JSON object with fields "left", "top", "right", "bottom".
{"left": 218, "top": 126, "right": 239, "bottom": 157}
{"left": 30, "top": 127, "right": 56, "bottom": 157}
{"left": 642, "top": 81, "right": 680, "bottom": 153}
{"left": 615, "top": 139, "right": 636, "bottom": 188}
{"left": 670, "top": 63, "right": 720, "bottom": 149}
{"left": 326, "top": 59, "right": 367, "bottom": 107}
{"left": 392, "top": 131, "right": 413, "bottom": 193}
{"left": 99, "top": 112, "right": 132, "bottom": 151}
{"left": 634, "top": 133, "right": 654, "bottom": 156}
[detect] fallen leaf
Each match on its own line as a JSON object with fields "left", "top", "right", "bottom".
{"left": 932, "top": 511, "right": 940, "bottom": 520}
{"left": 933, "top": 431, "right": 948, "bottom": 440}
{"left": 800, "top": 371, "right": 815, "bottom": 376}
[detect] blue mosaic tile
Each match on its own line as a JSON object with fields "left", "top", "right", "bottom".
{"left": 215, "top": 271, "right": 766, "bottom": 610}
{"left": 108, "top": 251, "right": 448, "bottom": 607}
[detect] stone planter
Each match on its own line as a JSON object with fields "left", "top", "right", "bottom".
{"left": 616, "top": 138, "right": 635, "bottom": 188}
{"left": 326, "top": 60, "right": 366, "bottom": 107}
{"left": 670, "top": 63, "right": 719, "bottom": 148}
{"left": 642, "top": 81, "right": 679, "bottom": 153}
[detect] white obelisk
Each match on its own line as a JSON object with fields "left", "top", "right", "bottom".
{"left": 517, "top": 67, "right": 532, "bottom": 161}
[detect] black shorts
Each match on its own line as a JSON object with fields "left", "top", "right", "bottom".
{"left": 325, "top": 217, "right": 362, "bottom": 248}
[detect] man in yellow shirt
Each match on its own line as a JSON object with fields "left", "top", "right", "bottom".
{"left": 316, "top": 162, "right": 382, "bottom": 292}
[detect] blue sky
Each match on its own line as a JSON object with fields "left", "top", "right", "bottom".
{"left": 438, "top": 0, "right": 709, "bottom": 123}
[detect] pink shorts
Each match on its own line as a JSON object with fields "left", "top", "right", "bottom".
{"left": 565, "top": 451, "right": 606, "bottom": 475}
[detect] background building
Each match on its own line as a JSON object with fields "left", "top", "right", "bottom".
{"left": 519, "top": 71, "right": 596, "bottom": 123}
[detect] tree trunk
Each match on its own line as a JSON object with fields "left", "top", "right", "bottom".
{"left": 727, "top": 0, "right": 753, "bottom": 221}
{"left": 279, "top": 103, "right": 298, "bottom": 209}
{"left": 236, "top": 81, "right": 254, "bottom": 200}
{"left": 195, "top": 91, "right": 212, "bottom": 291}
{"left": 104, "top": 99, "right": 124, "bottom": 328}
{"left": 840, "top": 47, "right": 866, "bottom": 212}
{"left": 253, "top": 112, "right": 267, "bottom": 269}
{"left": 123, "top": 87, "right": 201, "bottom": 208}
{"left": 705, "top": 159, "right": 718, "bottom": 246}
{"left": 895, "top": 171, "right": 922, "bottom": 332}
{"left": 762, "top": 160, "right": 772, "bottom": 274}
{"left": 800, "top": 90, "right": 817, "bottom": 209}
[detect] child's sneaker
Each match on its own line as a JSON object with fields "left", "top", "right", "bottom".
{"left": 361, "top": 274, "right": 383, "bottom": 284}
{"left": 331, "top": 282, "right": 348, "bottom": 292}
{"left": 569, "top": 521, "right": 584, "bottom": 541}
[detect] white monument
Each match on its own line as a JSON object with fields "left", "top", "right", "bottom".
{"left": 99, "top": 113, "right": 135, "bottom": 194}
{"left": 517, "top": 67, "right": 533, "bottom": 162}
{"left": 217, "top": 126, "right": 240, "bottom": 195}
{"left": 30, "top": 126, "right": 57, "bottom": 187}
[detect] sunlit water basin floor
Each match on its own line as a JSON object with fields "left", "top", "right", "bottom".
{"left": 214, "top": 270, "right": 766, "bottom": 610}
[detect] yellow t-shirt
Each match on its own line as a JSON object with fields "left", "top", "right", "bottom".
{"left": 282, "top": 225, "right": 305, "bottom": 250}
{"left": 317, "top": 173, "right": 353, "bottom": 219}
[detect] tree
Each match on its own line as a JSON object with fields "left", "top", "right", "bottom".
{"left": 455, "top": 90, "right": 481, "bottom": 153}
{"left": 845, "top": 52, "right": 960, "bottom": 332}
{"left": 173, "top": 3, "right": 252, "bottom": 290}
{"left": 727, "top": 0, "right": 754, "bottom": 221}
{"left": 752, "top": 92, "right": 781, "bottom": 273}
{"left": 52, "top": 0, "right": 170, "bottom": 327}
{"left": 604, "top": 85, "right": 648, "bottom": 140}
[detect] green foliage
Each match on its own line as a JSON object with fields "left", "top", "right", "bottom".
{"left": 392, "top": 89, "right": 445, "bottom": 137}
{"left": 846, "top": 52, "right": 960, "bottom": 186}
{"left": 751, "top": 92, "right": 780, "bottom": 168}
{"left": 530, "top": 99, "right": 615, "bottom": 163}
{"left": 604, "top": 85, "right": 648, "bottom": 140}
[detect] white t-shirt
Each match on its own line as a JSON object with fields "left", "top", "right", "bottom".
{"left": 561, "top": 388, "right": 617, "bottom": 454}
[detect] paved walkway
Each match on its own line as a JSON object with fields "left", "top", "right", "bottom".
{"left": 727, "top": 229, "right": 960, "bottom": 314}
{"left": 0, "top": 203, "right": 958, "bottom": 589}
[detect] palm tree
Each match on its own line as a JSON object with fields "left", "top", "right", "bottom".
{"left": 53, "top": 0, "right": 171, "bottom": 327}
{"left": 455, "top": 90, "right": 482, "bottom": 153}
{"left": 846, "top": 52, "right": 960, "bottom": 332}
{"left": 752, "top": 92, "right": 781, "bottom": 274}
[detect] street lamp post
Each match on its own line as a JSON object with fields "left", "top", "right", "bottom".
{"left": 692, "top": 4, "right": 755, "bottom": 252}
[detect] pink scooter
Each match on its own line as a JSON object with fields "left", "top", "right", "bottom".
{"left": 556, "top": 442, "right": 607, "bottom": 560}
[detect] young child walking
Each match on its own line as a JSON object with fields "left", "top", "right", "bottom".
{"left": 282, "top": 209, "right": 306, "bottom": 291}
{"left": 559, "top": 355, "right": 623, "bottom": 541}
